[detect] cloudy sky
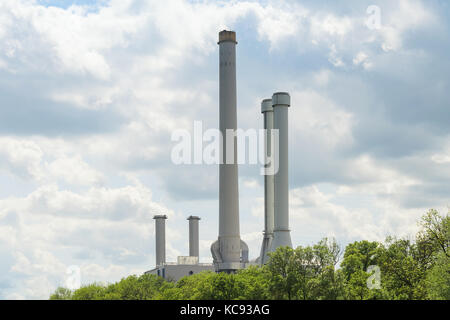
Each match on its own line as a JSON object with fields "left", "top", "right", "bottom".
{"left": 0, "top": 0, "right": 449, "bottom": 299}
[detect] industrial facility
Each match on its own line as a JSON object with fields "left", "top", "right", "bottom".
{"left": 145, "top": 30, "right": 292, "bottom": 280}
{"left": 145, "top": 215, "right": 214, "bottom": 281}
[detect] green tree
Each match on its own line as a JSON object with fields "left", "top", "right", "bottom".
{"left": 425, "top": 252, "right": 450, "bottom": 300}
{"left": 161, "top": 271, "right": 234, "bottom": 300}
{"left": 418, "top": 209, "right": 450, "bottom": 258}
{"left": 235, "top": 266, "right": 271, "bottom": 300}
{"left": 106, "top": 274, "right": 174, "bottom": 300}
{"left": 377, "top": 237, "right": 427, "bottom": 300}
{"left": 419, "top": 209, "right": 450, "bottom": 299}
{"left": 267, "top": 238, "right": 344, "bottom": 300}
{"left": 341, "top": 240, "right": 381, "bottom": 300}
{"left": 266, "top": 246, "right": 298, "bottom": 300}
{"left": 308, "top": 266, "right": 346, "bottom": 300}
{"left": 209, "top": 272, "right": 243, "bottom": 299}
{"left": 49, "top": 287, "right": 73, "bottom": 300}
{"left": 71, "top": 283, "right": 107, "bottom": 300}
{"left": 307, "top": 238, "right": 344, "bottom": 300}
{"left": 66, "top": 274, "right": 175, "bottom": 300}
{"left": 159, "top": 272, "right": 206, "bottom": 299}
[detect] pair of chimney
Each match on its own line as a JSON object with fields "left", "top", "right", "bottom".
{"left": 259, "top": 93, "right": 293, "bottom": 265}
{"left": 153, "top": 215, "right": 200, "bottom": 266}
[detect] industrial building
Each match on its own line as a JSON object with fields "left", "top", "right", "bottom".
{"left": 145, "top": 215, "right": 214, "bottom": 281}
{"left": 145, "top": 30, "right": 292, "bottom": 280}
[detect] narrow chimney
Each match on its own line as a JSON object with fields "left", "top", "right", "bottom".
{"left": 211, "top": 30, "right": 248, "bottom": 272}
{"left": 259, "top": 98, "right": 275, "bottom": 264}
{"left": 187, "top": 216, "right": 200, "bottom": 258}
{"left": 153, "top": 215, "right": 167, "bottom": 266}
{"left": 271, "top": 92, "right": 292, "bottom": 250}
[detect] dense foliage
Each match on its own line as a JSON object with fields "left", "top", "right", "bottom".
{"left": 50, "top": 210, "right": 449, "bottom": 300}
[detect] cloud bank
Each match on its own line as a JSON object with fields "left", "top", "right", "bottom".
{"left": 0, "top": 0, "right": 449, "bottom": 298}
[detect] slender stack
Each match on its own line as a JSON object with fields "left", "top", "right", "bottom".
{"left": 187, "top": 216, "right": 200, "bottom": 258}
{"left": 271, "top": 92, "right": 292, "bottom": 250}
{"left": 153, "top": 215, "right": 167, "bottom": 266}
{"left": 259, "top": 98, "right": 275, "bottom": 264}
{"left": 211, "top": 30, "right": 248, "bottom": 272}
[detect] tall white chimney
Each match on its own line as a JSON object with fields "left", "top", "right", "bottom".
{"left": 271, "top": 92, "right": 292, "bottom": 250}
{"left": 259, "top": 98, "right": 275, "bottom": 264}
{"left": 211, "top": 30, "right": 248, "bottom": 272}
{"left": 153, "top": 215, "right": 167, "bottom": 266}
{"left": 187, "top": 215, "right": 200, "bottom": 258}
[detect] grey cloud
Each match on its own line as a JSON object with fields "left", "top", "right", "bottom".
{"left": 389, "top": 183, "right": 450, "bottom": 209}
{"left": 0, "top": 79, "right": 125, "bottom": 136}
{"left": 162, "top": 165, "right": 218, "bottom": 201}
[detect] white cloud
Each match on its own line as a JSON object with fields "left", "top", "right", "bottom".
{"left": 328, "top": 43, "right": 345, "bottom": 67}
{"left": 353, "top": 51, "right": 372, "bottom": 70}
{"left": 312, "top": 69, "right": 332, "bottom": 86}
{"left": 0, "top": 137, "right": 106, "bottom": 186}
{"left": 378, "top": 0, "right": 435, "bottom": 52}
{"left": 310, "top": 13, "right": 353, "bottom": 38}
{"left": 0, "top": 137, "right": 44, "bottom": 180}
{"left": 289, "top": 184, "right": 423, "bottom": 243}
{"left": 243, "top": 178, "right": 259, "bottom": 189}
{"left": 431, "top": 150, "right": 450, "bottom": 164}
{"left": 0, "top": 180, "right": 173, "bottom": 298}
{"left": 254, "top": 3, "right": 307, "bottom": 49}
{"left": 0, "top": 0, "right": 146, "bottom": 79}
{"left": 46, "top": 155, "right": 104, "bottom": 186}
{"left": 290, "top": 90, "right": 354, "bottom": 149}
{"left": 25, "top": 182, "right": 170, "bottom": 220}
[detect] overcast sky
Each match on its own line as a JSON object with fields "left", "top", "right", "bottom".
{"left": 0, "top": 0, "right": 449, "bottom": 299}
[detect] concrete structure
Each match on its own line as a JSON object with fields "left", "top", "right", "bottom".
{"left": 211, "top": 30, "right": 248, "bottom": 272}
{"left": 259, "top": 98, "right": 275, "bottom": 265}
{"left": 153, "top": 215, "right": 167, "bottom": 266}
{"left": 146, "top": 262, "right": 215, "bottom": 281}
{"left": 146, "top": 216, "right": 214, "bottom": 281}
{"left": 187, "top": 216, "right": 200, "bottom": 258}
{"left": 271, "top": 92, "right": 292, "bottom": 250}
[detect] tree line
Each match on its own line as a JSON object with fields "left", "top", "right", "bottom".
{"left": 50, "top": 209, "right": 449, "bottom": 300}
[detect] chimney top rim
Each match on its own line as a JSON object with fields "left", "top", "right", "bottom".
{"left": 218, "top": 30, "right": 237, "bottom": 44}
{"left": 272, "top": 92, "right": 291, "bottom": 107}
{"left": 272, "top": 92, "right": 290, "bottom": 96}
{"left": 261, "top": 99, "right": 273, "bottom": 113}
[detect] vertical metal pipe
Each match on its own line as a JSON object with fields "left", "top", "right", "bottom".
{"left": 187, "top": 216, "right": 200, "bottom": 258}
{"left": 153, "top": 215, "right": 167, "bottom": 266}
{"left": 271, "top": 92, "right": 292, "bottom": 250}
{"left": 259, "top": 98, "right": 274, "bottom": 264}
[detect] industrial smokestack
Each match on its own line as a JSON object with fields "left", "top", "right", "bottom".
{"left": 187, "top": 216, "right": 200, "bottom": 258}
{"left": 211, "top": 30, "right": 248, "bottom": 272}
{"left": 271, "top": 92, "right": 292, "bottom": 250}
{"left": 259, "top": 98, "right": 274, "bottom": 264}
{"left": 153, "top": 215, "right": 167, "bottom": 266}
